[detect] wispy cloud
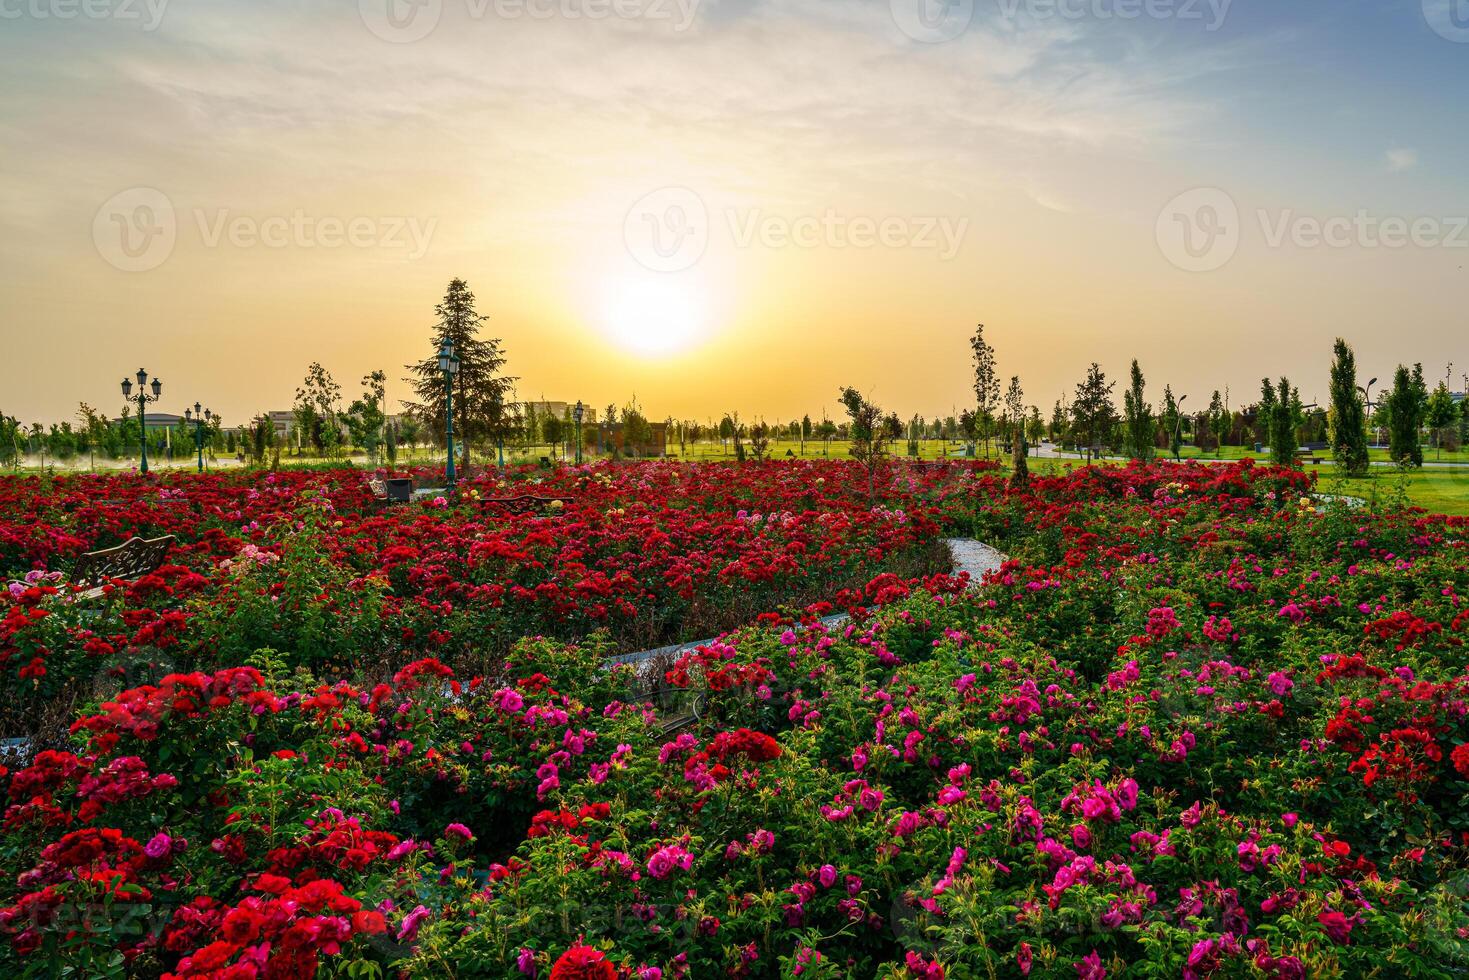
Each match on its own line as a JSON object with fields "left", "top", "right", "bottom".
{"left": 1386, "top": 147, "right": 1418, "bottom": 172}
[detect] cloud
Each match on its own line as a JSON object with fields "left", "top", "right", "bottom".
{"left": 1386, "top": 147, "right": 1418, "bottom": 172}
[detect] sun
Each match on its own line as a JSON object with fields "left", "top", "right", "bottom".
{"left": 599, "top": 274, "right": 709, "bottom": 356}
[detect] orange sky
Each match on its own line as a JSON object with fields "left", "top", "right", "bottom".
{"left": 3, "top": 1, "right": 1467, "bottom": 427}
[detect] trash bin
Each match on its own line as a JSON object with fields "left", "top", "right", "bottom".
{"left": 385, "top": 478, "right": 414, "bottom": 502}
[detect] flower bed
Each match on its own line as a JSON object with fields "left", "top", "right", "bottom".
{"left": 1, "top": 460, "right": 1467, "bottom": 977}
{"left": 0, "top": 461, "right": 985, "bottom": 735}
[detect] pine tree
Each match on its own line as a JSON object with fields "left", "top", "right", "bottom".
{"left": 1384, "top": 365, "right": 1424, "bottom": 467}
{"left": 1270, "top": 377, "right": 1300, "bottom": 467}
{"left": 1121, "top": 360, "right": 1154, "bottom": 460}
{"left": 403, "top": 279, "right": 516, "bottom": 472}
{"left": 1327, "top": 338, "right": 1370, "bottom": 477}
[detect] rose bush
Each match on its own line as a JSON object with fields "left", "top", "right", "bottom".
{"left": 0, "top": 459, "right": 1466, "bottom": 977}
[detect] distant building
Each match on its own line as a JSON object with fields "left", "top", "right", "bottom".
{"left": 267, "top": 411, "right": 294, "bottom": 440}
{"left": 113, "top": 412, "right": 183, "bottom": 431}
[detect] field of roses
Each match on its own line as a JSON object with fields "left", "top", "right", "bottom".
{"left": 3, "top": 459, "right": 1469, "bottom": 978}
{"left": 0, "top": 461, "right": 971, "bottom": 737}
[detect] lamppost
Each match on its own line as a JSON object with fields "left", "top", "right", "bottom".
{"left": 184, "top": 403, "right": 213, "bottom": 473}
{"left": 1173, "top": 394, "right": 1188, "bottom": 461}
{"left": 438, "top": 337, "right": 459, "bottom": 489}
{"left": 573, "top": 400, "right": 584, "bottom": 465}
{"left": 492, "top": 390, "right": 506, "bottom": 468}
{"left": 1358, "top": 377, "right": 1378, "bottom": 446}
{"left": 120, "top": 369, "right": 163, "bottom": 474}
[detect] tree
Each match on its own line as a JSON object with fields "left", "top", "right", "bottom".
{"left": 1070, "top": 363, "right": 1117, "bottom": 465}
{"left": 1004, "top": 376, "right": 1028, "bottom": 487}
{"left": 839, "top": 387, "right": 889, "bottom": 501}
{"left": 621, "top": 398, "right": 653, "bottom": 457}
{"left": 542, "top": 414, "right": 565, "bottom": 459}
{"left": 801, "top": 414, "right": 813, "bottom": 454}
{"left": 970, "top": 324, "right": 999, "bottom": 458}
{"left": 77, "top": 402, "right": 110, "bottom": 471}
{"left": 295, "top": 362, "right": 342, "bottom": 456}
{"left": 1121, "top": 360, "right": 1154, "bottom": 461}
{"left": 403, "top": 278, "right": 516, "bottom": 472}
{"left": 1326, "top": 339, "right": 1370, "bottom": 476}
{"left": 345, "top": 370, "right": 388, "bottom": 464}
{"left": 1425, "top": 381, "right": 1457, "bottom": 458}
{"left": 748, "top": 421, "right": 771, "bottom": 461}
{"left": 1049, "top": 399, "right": 1066, "bottom": 443}
{"left": 1026, "top": 406, "right": 1045, "bottom": 447}
{"left": 1204, "top": 390, "right": 1226, "bottom": 457}
{"left": 1383, "top": 365, "right": 1424, "bottom": 467}
{"left": 1268, "top": 377, "right": 1301, "bottom": 467}
{"left": 397, "top": 416, "right": 423, "bottom": 460}
{"left": 1160, "top": 385, "right": 1181, "bottom": 462}
{"left": 384, "top": 419, "right": 398, "bottom": 465}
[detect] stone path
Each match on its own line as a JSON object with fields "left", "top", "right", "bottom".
{"left": 608, "top": 538, "right": 1007, "bottom": 669}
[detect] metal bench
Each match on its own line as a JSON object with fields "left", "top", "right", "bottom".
{"left": 367, "top": 478, "right": 414, "bottom": 506}
{"left": 71, "top": 534, "right": 177, "bottom": 600}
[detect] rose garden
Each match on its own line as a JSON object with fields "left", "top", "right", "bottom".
{"left": 0, "top": 457, "right": 1464, "bottom": 979}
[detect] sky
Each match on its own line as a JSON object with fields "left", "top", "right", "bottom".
{"left": 2, "top": 0, "right": 1467, "bottom": 427}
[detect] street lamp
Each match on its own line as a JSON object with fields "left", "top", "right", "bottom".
{"left": 1358, "top": 377, "right": 1378, "bottom": 446}
{"left": 120, "top": 369, "right": 163, "bottom": 474}
{"left": 492, "top": 389, "right": 506, "bottom": 468}
{"left": 184, "top": 403, "right": 213, "bottom": 473}
{"left": 573, "top": 400, "right": 584, "bottom": 465}
{"left": 1173, "top": 394, "right": 1188, "bottom": 461}
{"left": 437, "top": 337, "right": 459, "bottom": 489}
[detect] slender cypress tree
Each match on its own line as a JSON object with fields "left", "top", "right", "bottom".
{"left": 1328, "top": 338, "right": 1370, "bottom": 477}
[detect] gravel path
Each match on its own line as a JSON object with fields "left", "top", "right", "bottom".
{"left": 944, "top": 537, "right": 1007, "bottom": 582}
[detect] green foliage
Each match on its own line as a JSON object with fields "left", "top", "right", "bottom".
{"left": 1328, "top": 338, "right": 1371, "bottom": 476}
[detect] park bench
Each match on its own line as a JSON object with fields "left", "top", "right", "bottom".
{"left": 367, "top": 478, "right": 414, "bottom": 507}
{"left": 70, "top": 534, "right": 178, "bottom": 601}
{"left": 1294, "top": 449, "right": 1319, "bottom": 465}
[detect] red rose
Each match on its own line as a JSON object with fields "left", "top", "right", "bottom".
{"left": 549, "top": 944, "right": 616, "bottom": 980}
{"left": 1452, "top": 743, "right": 1469, "bottom": 779}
